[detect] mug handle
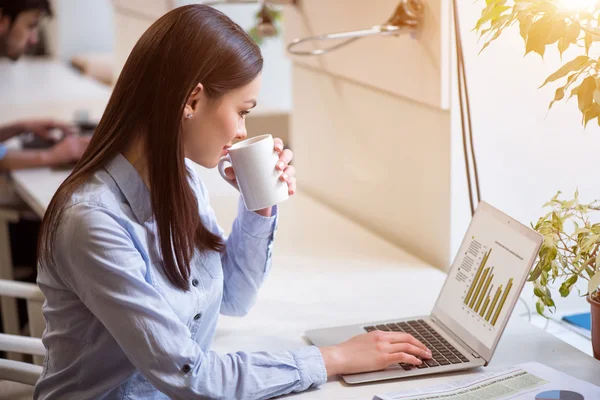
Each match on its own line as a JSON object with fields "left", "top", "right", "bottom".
{"left": 217, "top": 155, "right": 240, "bottom": 191}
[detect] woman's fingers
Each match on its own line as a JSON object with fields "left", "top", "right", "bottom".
{"left": 224, "top": 166, "right": 236, "bottom": 180}
{"left": 276, "top": 149, "right": 293, "bottom": 171}
{"left": 387, "top": 351, "right": 423, "bottom": 366}
{"left": 274, "top": 138, "right": 284, "bottom": 153}
{"left": 387, "top": 332, "right": 429, "bottom": 353}
{"left": 287, "top": 177, "right": 296, "bottom": 195}
{"left": 386, "top": 342, "right": 431, "bottom": 360}
{"left": 279, "top": 165, "right": 295, "bottom": 181}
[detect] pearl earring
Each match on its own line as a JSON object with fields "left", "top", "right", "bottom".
{"left": 186, "top": 114, "right": 193, "bottom": 119}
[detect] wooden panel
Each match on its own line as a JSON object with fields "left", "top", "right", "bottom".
{"left": 292, "top": 65, "right": 451, "bottom": 269}
{"left": 111, "top": 0, "right": 173, "bottom": 19}
{"left": 283, "top": 0, "right": 450, "bottom": 109}
{"left": 112, "top": 0, "right": 174, "bottom": 80}
{"left": 113, "top": 11, "right": 156, "bottom": 82}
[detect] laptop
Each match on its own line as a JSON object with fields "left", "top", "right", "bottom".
{"left": 306, "top": 201, "right": 543, "bottom": 384}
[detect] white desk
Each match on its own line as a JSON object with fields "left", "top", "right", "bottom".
{"left": 9, "top": 164, "right": 600, "bottom": 398}
{"left": 0, "top": 58, "right": 110, "bottom": 112}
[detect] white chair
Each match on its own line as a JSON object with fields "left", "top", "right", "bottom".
{"left": 0, "top": 279, "right": 45, "bottom": 386}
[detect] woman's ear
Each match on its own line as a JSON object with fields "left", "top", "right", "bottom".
{"left": 184, "top": 83, "right": 205, "bottom": 119}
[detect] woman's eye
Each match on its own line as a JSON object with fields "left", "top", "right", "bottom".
{"left": 239, "top": 110, "right": 250, "bottom": 117}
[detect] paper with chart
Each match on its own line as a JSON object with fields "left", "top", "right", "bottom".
{"left": 373, "top": 362, "right": 600, "bottom": 400}
{"left": 435, "top": 210, "right": 539, "bottom": 348}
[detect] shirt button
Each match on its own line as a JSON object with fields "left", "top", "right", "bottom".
{"left": 192, "top": 279, "right": 199, "bottom": 287}
{"left": 194, "top": 313, "right": 201, "bottom": 321}
{"left": 182, "top": 364, "right": 191, "bottom": 373}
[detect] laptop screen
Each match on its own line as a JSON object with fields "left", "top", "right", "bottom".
{"left": 432, "top": 202, "right": 542, "bottom": 360}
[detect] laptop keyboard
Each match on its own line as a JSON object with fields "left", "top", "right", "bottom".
{"left": 364, "top": 319, "right": 470, "bottom": 370}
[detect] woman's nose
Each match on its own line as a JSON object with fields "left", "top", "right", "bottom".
{"left": 236, "top": 125, "right": 247, "bottom": 141}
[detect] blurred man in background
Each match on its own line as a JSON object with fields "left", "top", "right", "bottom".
{"left": 0, "top": 1, "right": 91, "bottom": 332}
{"left": 0, "top": 0, "right": 90, "bottom": 171}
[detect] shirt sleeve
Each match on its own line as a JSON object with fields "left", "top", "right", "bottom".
{"left": 191, "top": 169, "right": 279, "bottom": 317}
{"left": 0, "top": 143, "right": 7, "bottom": 160}
{"left": 54, "top": 202, "right": 326, "bottom": 400}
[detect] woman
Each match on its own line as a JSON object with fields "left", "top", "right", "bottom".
{"left": 34, "top": 5, "right": 431, "bottom": 399}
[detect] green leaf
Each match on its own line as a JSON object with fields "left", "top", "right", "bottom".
{"left": 552, "top": 261, "right": 559, "bottom": 278}
{"left": 566, "top": 22, "right": 581, "bottom": 42}
{"left": 515, "top": 0, "right": 535, "bottom": 12}
{"left": 533, "top": 1, "right": 557, "bottom": 14}
{"left": 475, "top": 5, "right": 511, "bottom": 32}
{"left": 526, "top": 16, "right": 553, "bottom": 57}
{"left": 558, "top": 38, "right": 569, "bottom": 58}
{"left": 576, "top": 76, "right": 597, "bottom": 116}
{"left": 548, "top": 86, "right": 565, "bottom": 110}
{"left": 534, "top": 287, "right": 545, "bottom": 298}
{"left": 536, "top": 300, "right": 545, "bottom": 316}
{"left": 582, "top": 234, "right": 600, "bottom": 252}
{"left": 547, "top": 18, "right": 567, "bottom": 45}
{"left": 559, "top": 281, "right": 571, "bottom": 297}
{"left": 584, "top": 102, "right": 600, "bottom": 127}
{"left": 551, "top": 211, "right": 563, "bottom": 232}
{"left": 542, "top": 295, "right": 554, "bottom": 307}
{"left": 540, "top": 56, "right": 590, "bottom": 88}
{"left": 585, "top": 33, "right": 593, "bottom": 55}
{"left": 589, "top": 271, "right": 600, "bottom": 295}
{"left": 540, "top": 270, "right": 548, "bottom": 286}
{"left": 519, "top": 14, "right": 534, "bottom": 41}
{"left": 558, "top": 22, "right": 580, "bottom": 58}
{"left": 479, "top": 27, "right": 506, "bottom": 54}
{"left": 547, "top": 246, "right": 558, "bottom": 261}
{"left": 574, "top": 227, "right": 592, "bottom": 235}
{"left": 594, "top": 89, "right": 600, "bottom": 106}
{"left": 563, "top": 72, "right": 581, "bottom": 92}
{"left": 587, "top": 266, "right": 596, "bottom": 279}
{"left": 528, "top": 265, "right": 542, "bottom": 281}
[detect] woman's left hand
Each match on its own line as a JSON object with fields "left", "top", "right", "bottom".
{"left": 274, "top": 137, "right": 296, "bottom": 196}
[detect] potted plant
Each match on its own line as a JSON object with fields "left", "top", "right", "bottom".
{"left": 529, "top": 191, "right": 600, "bottom": 359}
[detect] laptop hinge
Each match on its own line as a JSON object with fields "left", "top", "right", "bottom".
{"left": 430, "top": 316, "right": 481, "bottom": 359}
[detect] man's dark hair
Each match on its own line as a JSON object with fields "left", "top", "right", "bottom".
{"left": 0, "top": 0, "right": 52, "bottom": 22}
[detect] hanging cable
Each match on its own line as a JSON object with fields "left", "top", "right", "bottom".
{"left": 453, "top": 0, "right": 480, "bottom": 216}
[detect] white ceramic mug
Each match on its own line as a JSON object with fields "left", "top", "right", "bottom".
{"left": 218, "top": 134, "right": 289, "bottom": 211}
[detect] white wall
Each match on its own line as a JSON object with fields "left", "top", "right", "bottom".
{"left": 284, "top": 0, "right": 453, "bottom": 270}
{"left": 177, "top": 1, "right": 292, "bottom": 111}
{"left": 451, "top": 3, "right": 600, "bottom": 310}
{"left": 111, "top": 1, "right": 291, "bottom": 142}
{"left": 451, "top": 3, "right": 600, "bottom": 256}
{"left": 46, "top": 0, "right": 114, "bottom": 61}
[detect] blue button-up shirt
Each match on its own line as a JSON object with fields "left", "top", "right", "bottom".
{"left": 34, "top": 154, "right": 327, "bottom": 399}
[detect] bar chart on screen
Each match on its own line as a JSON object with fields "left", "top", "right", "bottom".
{"left": 451, "top": 235, "right": 523, "bottom": 339}
{"left": 462, "top": 247, "right": 515, "bottom": 327}
{"left": 436, "top": 209, "right": 540, "bottom": 348}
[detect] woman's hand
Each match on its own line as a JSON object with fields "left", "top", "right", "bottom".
{"left": 42, "top": 135, "right": 91, "bottom": 166}
{"left": 319, "top": 331, "right": 432, "bottom": 377}
{"left": 224, "top": 137, "right": 295, "bottom": 217}
{"left": 21, "top": 118, "right": 78, "bottom": 140}
{"left": 273, "top": 137, "right": 295, "bottom": 196}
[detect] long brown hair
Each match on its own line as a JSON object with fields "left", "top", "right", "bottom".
{"left": 37, "top": 5, "right": 263, "bottom": 290}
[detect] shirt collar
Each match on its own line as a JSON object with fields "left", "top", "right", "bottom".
{"left": 105, "top": 153, "right": 153, "bottom": 223}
